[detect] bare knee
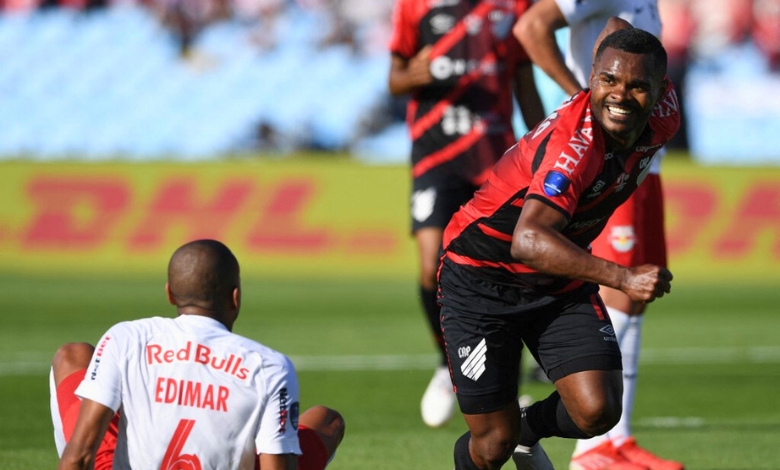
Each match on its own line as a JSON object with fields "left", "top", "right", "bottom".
{"left": 470, "top": 428, "right": 518, "bottom": 470}
{"left": 569, "top": 397, "right": 622, "bottom": 437}
{"left": 299, "top": 405, "right": 345, "bottom": 456}
{"left": 52, "top": 343, "right": 94, "bottom": 387}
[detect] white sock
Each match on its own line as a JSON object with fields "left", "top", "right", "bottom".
{"left": 610, "top": 310, "right": 643, "bottom": 447}
{"left": 50, "top": 367, "right": 67, "bottom": 456}
{"left": 573, "top": 308, "right": 633, "bottom": 456}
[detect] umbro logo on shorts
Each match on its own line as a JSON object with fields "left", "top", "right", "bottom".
{"left": 461, "top": 338, "right": 487, "bottom": 381}
{"left": 599, "top": 325, "right": 615, "bottom": 336}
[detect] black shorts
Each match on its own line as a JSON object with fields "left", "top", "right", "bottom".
{"left": 410, "top": 173, "right": 479, "bottom": 232}
{"left": 440, "top": 288, "right": 623, "bottom": 415}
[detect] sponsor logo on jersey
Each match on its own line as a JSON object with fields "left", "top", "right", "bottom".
{"left": 278, "top": 387, "right": 290, "bottom": 434}
{"left": 90, "top": 335, "right": 112, "bottom": 380}
{"left": 615, "top": 173, "right": 630, "bottom": 192}
{"left": 609, "top": 225, "right": 636, "bottom": 253}
{"left": 290, "top": 402, "right": 300, "bottom": 430}
{"left": 146, "top": 342, "right": 250, "bottom": 380}
{"left": 543, "top": 170, "right": 571, "bottom": 197}
{"left": 430, "top": 14, "right": 455, "bottom": 35}
{"left": 461, "top": 338, "right": 487, "bottom": 381}
{"left": 553, "top": 111, "right": 594, "bottom": 175}
{"left": 636, "top": 143, "right": 662, "bottom": 153}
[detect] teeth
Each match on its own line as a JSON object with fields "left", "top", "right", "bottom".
{"left": 607, "top": 106, "right": 630, "bottom": 115}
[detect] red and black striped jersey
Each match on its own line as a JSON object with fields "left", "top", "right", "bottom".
{"left": 441, "top": 83, "right": 680, "bottom": 293}
{"left": 389, "top": 0, "right": 532, "bottom": 185}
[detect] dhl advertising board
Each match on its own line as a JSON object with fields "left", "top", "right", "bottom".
{"left": 1, "top": 159, "right": 779, "bottom": 284}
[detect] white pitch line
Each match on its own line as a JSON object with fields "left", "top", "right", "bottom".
{"left": 2, "top": 346, "right": 780, "bottom": 375}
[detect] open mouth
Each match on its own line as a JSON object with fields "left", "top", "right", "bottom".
{"left": 606, "top": 105, "right": 633, "bottom": 117}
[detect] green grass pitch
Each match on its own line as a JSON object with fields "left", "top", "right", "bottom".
{"left": 1, "top": 274, "right": 778, "bottom": 469}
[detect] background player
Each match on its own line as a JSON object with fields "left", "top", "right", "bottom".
{"left": 388, "top": 0, "right": 546, "bottom": 428}
{"left": 439, "top": 27, "right": 679, "bottom": 470}
{"left": 515, "top": 4, "right": 684, "bottom": 469}
{"left": 52, "top": 239, "right": 345, "bottom": 470}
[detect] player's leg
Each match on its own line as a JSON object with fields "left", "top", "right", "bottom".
{"left": 50, "top": 342, "right": 119, "bottom": 470}
{"left": 601, "top": 176, "right": 683, "bottom": 470}
{"left": 520, "top": 293, "right": 638, "bottom": 470}
{"left": 440, "top": 298, "right": 550, "bottom": 470}
{"left": 296, "top": 405, "right": 345, "bottom": 470}
{"left": 412, "top": 177, "right": 477, "bottom": 428}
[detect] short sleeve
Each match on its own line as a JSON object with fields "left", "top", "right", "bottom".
{"left": 75, "top": 327, "right": 125, "bottom": 412}
{"left": 388, "top": 0, "right": 419, "bottom": 59}
{"left": 254, "top": 355, "right": 302, "bottom": 456}
{"left": 524, "top": 99, "right": 603, "bottom": 217}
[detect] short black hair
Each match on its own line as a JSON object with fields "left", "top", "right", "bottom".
{"left": 595, "top": 28, "right": 667, "bottom": 78}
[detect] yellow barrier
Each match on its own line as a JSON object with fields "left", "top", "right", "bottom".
{"left": 1, "top": 159, "right": 779, "bottom": 284}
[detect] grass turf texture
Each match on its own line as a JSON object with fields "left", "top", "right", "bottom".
{"left": 1, "top": 274, "right": 778, "bottom": 469}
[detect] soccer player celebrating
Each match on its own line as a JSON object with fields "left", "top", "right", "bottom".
{"left": 51, "top": 239, "right": 344, "bottom": 470}
{"left": 438, "top": 26, "right": 680, "bottom": 470}
{"left": 516, "top": 2, "right": 685, "bottom": 468}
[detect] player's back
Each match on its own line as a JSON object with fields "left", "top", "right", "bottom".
{"left": 78, "top": 314, "right": 300, "bottom": 470}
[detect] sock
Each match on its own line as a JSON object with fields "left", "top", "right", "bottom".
{"left": 610, "top": 311, "right": 643, "bottom": 447}
{"left": 572, "top": 307, "right": 632, "bottom": 456}
{"left": 49, "top": 367, "right": 67, "bottom": 456}
{"left": 420, "top": 285, "right": 447, "bottom": 365}
{"left": 520, "top": 391, "right": 590, "bottom": 447}
{"left": 454, "top": 431, "right": 481, "bottom": 470}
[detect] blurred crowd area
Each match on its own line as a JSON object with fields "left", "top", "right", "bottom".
{"left": 0, "top": 0, "right": 778, "bottom": 162}
{"left": 0, "top": 0, "right": 395, "bottom": 56}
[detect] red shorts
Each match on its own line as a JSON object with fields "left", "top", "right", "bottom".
{"left": 56, "top": 370, "right": 118, "bottom": 470}
{"left": 591, "top": 174, "right": 667, "bottom": 268}
{"left": 58, "top": 370, "right": 330, "bottom": 470}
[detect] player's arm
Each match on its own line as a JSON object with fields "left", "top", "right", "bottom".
{"left": 57, "top": 399, "right": 115, "bottom": 470}
{"left": 514, "top": 61, "right": 546, "bottom": 131}
{"left": 258, "top": 452, "right": 298, "bottom": 470}
{"left": 510, "top": 198, "right": 672, "bottom": 303}
{"left": 388, "top": 47, "right": 434, "bottom": 96}
{"left": 513, "top": 0, "right": 582, "bottom": 96}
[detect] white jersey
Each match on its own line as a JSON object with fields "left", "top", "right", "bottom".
{"left": 555, "top": 0, "right": 663, "bottom": 174}
{"left": 75, "top": 314, "right": 301, "bottom": 470}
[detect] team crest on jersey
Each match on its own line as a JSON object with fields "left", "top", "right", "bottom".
{"left": 290, "top": 402, "right": 300, "bottom": 430}
{"left": 490, "top": 11, "right": 514, "bottom": 39}
{"left": 543, "top": 170, "right": 570, "bottom": 197}
{"left": 609, "top": 225, "right": 636, "bottom": 253}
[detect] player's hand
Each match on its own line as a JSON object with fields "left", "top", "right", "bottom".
{"left": 408, "top": 45, "right": 434, "bottom": 87}
{"left": 620, "top": 264, "right": 673, "bottom": 304}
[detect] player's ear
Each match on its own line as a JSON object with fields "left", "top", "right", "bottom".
{"left": 232, "top": 286, "right": 241, "bottom": 312}
{"left": 165, "top": 282, "right": 176, "bottom": 306}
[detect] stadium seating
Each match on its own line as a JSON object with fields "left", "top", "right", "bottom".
{"left": 0, "top": 5, "right": 393, "bottom": 159}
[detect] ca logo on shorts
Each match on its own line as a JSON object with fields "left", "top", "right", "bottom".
{"left": 460, "top": 338, "right": 487, "bottom": 381}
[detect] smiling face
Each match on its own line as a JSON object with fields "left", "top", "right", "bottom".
{"left": 589, "top": 47, "right": 665, "bottom": 152}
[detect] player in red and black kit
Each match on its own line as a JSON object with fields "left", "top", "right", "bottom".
{"left": 439, "top": 27, "right": 680, "bottom": 470}
{"left": 388, "top": 0, "right": 546, "bottom": 428}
